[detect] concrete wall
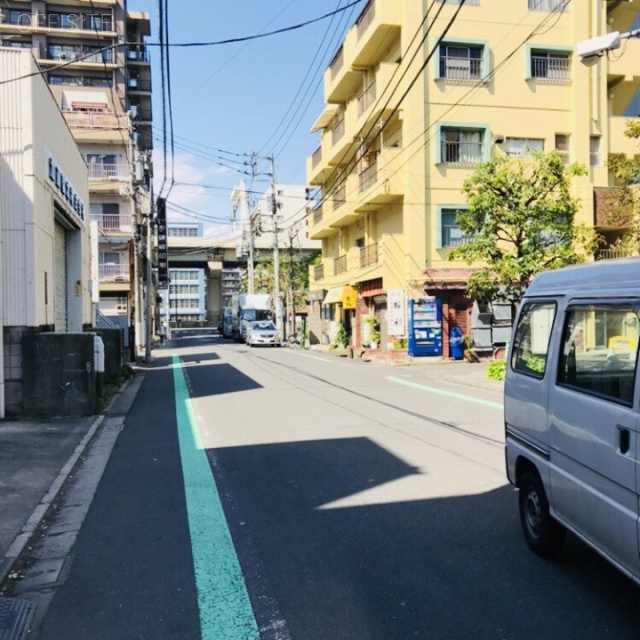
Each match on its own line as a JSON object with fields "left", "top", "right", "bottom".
{"left": 22, "top": 333, "right": 98, "bottom": 417}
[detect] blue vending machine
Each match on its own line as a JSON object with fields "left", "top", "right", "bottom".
{"left": 408, "top": 297, "right": 443, "bottom": 357}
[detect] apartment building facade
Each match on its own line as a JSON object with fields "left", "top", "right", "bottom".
{"left": 306, "top": 0, "right": 640, "bottom": 354}
{"left": 0, "top": 1, "right": 154, "bottom": 358}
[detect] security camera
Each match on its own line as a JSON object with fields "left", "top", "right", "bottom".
{"left": 577, "top": 31, "right": 621, "bottom": 60}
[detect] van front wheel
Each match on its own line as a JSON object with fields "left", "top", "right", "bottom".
{"left": 518, "top": 470, "right": 565, "bottom": 558}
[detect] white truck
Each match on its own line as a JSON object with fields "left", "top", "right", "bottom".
{"left": 231, "top": 293, "right": 273, "bottom": 342}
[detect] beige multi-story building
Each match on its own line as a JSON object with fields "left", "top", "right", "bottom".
{"left": 0, "top": 1, "right": 153, "bottom": 358}
{"left": 306, "top": 0, "right": 640, "bottom": 355}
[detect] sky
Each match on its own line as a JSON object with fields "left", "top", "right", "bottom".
{"left": 136, "top": 0, "right": 364, "bottom": 237}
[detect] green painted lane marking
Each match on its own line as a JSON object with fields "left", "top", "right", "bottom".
{"left": 386, "top": 375, "right": 504, "bottom": 410}
{"left": 172, "top": 355, "right": 259, "bottom": 640}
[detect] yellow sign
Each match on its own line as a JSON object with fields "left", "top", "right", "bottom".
{"left": 341, "top": 286, "right": 357, "bottom": 309}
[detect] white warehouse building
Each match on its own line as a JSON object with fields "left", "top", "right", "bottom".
{"left": 0, "top": 48, "right": 92, "bottom": 416}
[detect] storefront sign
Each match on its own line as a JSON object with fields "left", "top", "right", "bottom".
{"left": 47, "top": 156, "right": 85, "bottom": 221}
{"left": 387, "top": 289, "right": 406, "bottom": 336}
{"left": 156, "top": 197, "right": 169, "bottom": 288}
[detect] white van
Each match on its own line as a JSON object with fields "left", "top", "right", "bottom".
{"left": 505, "top": 258, "right": 640, "bottom": 585}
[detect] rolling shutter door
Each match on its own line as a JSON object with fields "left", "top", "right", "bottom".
{"left": 54, "top": 222, "right": 68, "bottom": 332}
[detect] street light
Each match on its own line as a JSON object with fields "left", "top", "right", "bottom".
{"left": 577, "top": 29, "right": 640, "bottom": 64}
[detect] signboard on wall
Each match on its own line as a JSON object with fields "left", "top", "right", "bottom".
{"left": 156, "top": 197, "right": 169, "bottom": 288}
{"left": 387, "top": 289, "right": 405, "bottom": 336}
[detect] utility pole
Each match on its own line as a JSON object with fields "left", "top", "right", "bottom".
{"left": 288, "top": 227, "right": 296, "bottom": 340}
{"left": 269, "top": 155, "right": 282, "bottom": 337}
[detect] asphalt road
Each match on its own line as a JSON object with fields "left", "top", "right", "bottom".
{"left": 15, "top": 329, "right": 640, "bottom": 639}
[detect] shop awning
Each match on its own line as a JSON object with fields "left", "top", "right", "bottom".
{"left": 62, "top": 90, "right": 109, "bottom": 111}
{"left": 323, "top": 286, "right": 357, "bottom": 309}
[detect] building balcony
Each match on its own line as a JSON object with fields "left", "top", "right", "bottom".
{"left": 359, "top": 242, "right": 378, "bottom": 268}
{"left": 63, "top": 111, "right": 130, "bottom": 130}
{"left": 352, "top": 0, "right": 401, "bottom": 68}
{"left": 596, "top": 247, "right": 628, "bottom": 261}
{"left": 354, "top": 147, "right": 404, "bottom": 212}
{"left": 127, "top": 77, "right": 152, "bottom": 93}
{"left": 355, "top": 62, "right": 401, "bottom": 132}
{"left": 324, "top": 44, "right": 362, "bottom": 104}
{"left": 310, "top": 242, "right": 384, "bottom": 290}
{"left": 88, "top": 163, "right": 130, "bottom": 181}
{"left": 91, "top": 213, "right": 134, "bottom": 234}
{"left": 1, "top": 12, "right": 116, "bottom": 39}
{"left": 99, "top": 263, "right": 130, "bottom": 283}
{"left": 127, "top": 46, "right": 150, "bottom": 63}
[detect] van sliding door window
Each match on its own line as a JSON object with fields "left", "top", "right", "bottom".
{"left": 511, "top": 302, "right": 556, "bottom": 378}
{"left": 558, "top": 306, "right": 640, "bottom": 406}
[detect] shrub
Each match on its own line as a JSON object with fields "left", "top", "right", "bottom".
{"left": 487, "top": 360, "right": 506, "bottom": 381}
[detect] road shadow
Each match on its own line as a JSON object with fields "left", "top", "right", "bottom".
{"left": 209, "top": 437, "right": 640, "bottom": 640}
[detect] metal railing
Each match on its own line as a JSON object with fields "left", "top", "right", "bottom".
{"left": 312, "top": 204, "right": 324, "bottom": 225}
{"left": 440, "top": 56, "right": 482, "bottom": 81}
{"left": 331, "top": 116, "right": 345, "bottom": 145}
{"left": 332, "top": 184, "right": 346, "bottom": 210}
{"left": 92, "top": 214, "right": 133, "bottom": 232}
{"left": 313, "top": 263, "right": 325, "bottom": 280}
{"left": 87, "top": 163, "right": 129, "bottom": 180}
{"left": 41, "top": 13, "right": 113, "bottom": 31}
{"left": 596, "top": 248, "right": 627, "bottom": 261}
{"left": 128, "top": 77, "right": 152, "bottom": 92}
{"left": 528, "top": 0, "right": 566, "bottom": 11}
{"left": 63, "top": 111, "right": 130, "bottom": 130}
{"left": 441, "top": 141, "right": 483, "bottom": 164}
{"left": 531, "top": 55, "right": 570, "bottom": 80}
{"left": 356, "top": 1, "right": 375, "bottom": 39}
{"left": 334, "top": 255, "right": 347, "bottom": 275}
{"left": 329, "top": 47, "right": 344, "bottom": 80}
{"left": 360, "top": 243, "right": 378, "bottom": 267}
{"left": 442, "top": 228, "right": 474, "bottom": 248}
{"left": 127, "top": 47, "right": 150, "bottom": 62}
{"left": 99, "top": 263, "right": 130, "bottom": 282}
{"left": 311, "top": 146, "right": 322, "bottom": 168}
{"left": 358, "top": 81, "right": 377, "bottom": 116}
{"left": 360, "top": 162, "right": 378, "bottom": 192}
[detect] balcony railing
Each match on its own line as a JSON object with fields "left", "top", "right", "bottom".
{"left": 313, "top": 263, "right": 325, "bottom": 280}
{"left": 88, "top": 163, "right": 129, "bottom": 180}
{"left": 334, "top": 255, "right": 347, "bottom": 275}
{"left": 360, "top": 162, "right": 377, "bottom": 192}
{"left": 440, "top": 56, "right": 482, "bottom": 81}
{"left": 127, "top": 47, "right": 150, "bottom": 62}
{"left": 63, "top": 111, "right": 130, "bottom": 130}
{"left": 596, "top": 248, "right": 627, "bottom": 261}
{"left": 329, "top": 47, "right": 344, "bottom": 80}
{"left": 40, "top": 13, "right": 114, "bottom": 32}
{"left": 331, "top": 116, "right": 345, "bottom": 145}
{"left": 127, "top": 77, "right": 152, "bottom": 92}
{"left": 358, "top": 81, "right": 377, "bottom": 116}
{"left": 360, "top": 243, "right": 378, "bottom": 267}
{"left": 332, "top": 184, "right": 346, "bottom": 210}
{"left": 311, "top": 146, "right": 322, "bottom": 168}
{"left": 356, "top": 0, "right": 375, "bottom": 39}
{"left": 99, "top": 263, "right": 130, "bottom": 282}
{"left": 92, "top": 213, "right": 133, "bottom": 232}
{"left": 312, "top": 203, "right": 324, "bottom": 225}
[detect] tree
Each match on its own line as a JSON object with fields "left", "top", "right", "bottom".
{"left": 449, "top": 150, "right": 600, "bottom": 303}
{"left": 606, "top": 120, "right": 640, "bottom": 254}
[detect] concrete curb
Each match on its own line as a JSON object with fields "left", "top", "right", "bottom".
{"left": 0, "top": 375, "right": 134, "bottom": 588}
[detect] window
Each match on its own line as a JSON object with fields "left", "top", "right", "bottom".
{"left": 530, "top": 50, "right": 570, "bottom": 81}
{"left": 439, "top": 44, "right": 483, "bottom": 81}
{"left": 528, "top": 0, "right": 566, "bottom": 11}
{"left": 440, "top": 209, "right": 473, "bottom": 248}
{"left": 558, "top": 306, "right": 640, "bottom": 406}
{"left": 441, "top": 128, "right": 484, "bottom": 164}
{"left": 590, "top": 136, "right": 601, "bottom": 167}
{"left": 511, "top": 302, "right": 557, "bottom": 378}
{"left": 504, "top": 138, "right": 544, "bottom": 157}
{"left": 555, "top": 134, "right": 570, "bottom": 164}
{"left": 438, "top": 0, "right": 479, "bottom": 4}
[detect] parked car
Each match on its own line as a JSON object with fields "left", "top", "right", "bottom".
{"left": 246, "top": 320, "right": 280, "bottom": 347}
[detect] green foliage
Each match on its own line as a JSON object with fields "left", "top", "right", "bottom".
{"left": 392, "top": 338, "right": 408, "bottom": 350}
{"left": 606, "top": 120, "right": 640, "bottom": 256}
{"left": 487, "top": 360, "right": 506, "bottom": 381}
{"left": 462, "top": 334, "right": 474, "bottom": 352}
{"left": 449, "top": 151, "right": 600, "bottom": 303}
{"left": 335, "top": 322, "right": 349, "bottom": 348}
{"left": 363, "top": 315, "right": 381, "bottom": 345}
{"left": 239, "top": 251, "right": 321, "bottom": 308}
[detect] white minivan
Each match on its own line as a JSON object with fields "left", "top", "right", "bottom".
{"left": 505, "top": 258, "right": 640, "bottom": 585}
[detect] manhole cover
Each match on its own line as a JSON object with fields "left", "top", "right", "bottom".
{"left": 0, "top": 598, "right": 34, "bottom": 640}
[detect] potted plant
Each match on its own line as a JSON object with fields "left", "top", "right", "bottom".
{"left": 463, "top": 334, "right": 480, "bottom": 363}
{"left": 363, "top": 315, "right": 381, "bottom": 349}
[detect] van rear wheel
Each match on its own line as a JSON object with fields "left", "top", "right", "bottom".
{"left": 518, "top": 469, "right": 565, "bottom": 558}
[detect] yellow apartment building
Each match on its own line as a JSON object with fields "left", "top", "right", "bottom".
{"left": 306, "top": 0, "right": 640, "bottom": 355}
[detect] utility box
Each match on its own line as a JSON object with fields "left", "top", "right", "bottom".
{"left": 86, "top": 327, "right": 124, "bottom": 382}
{"left": 22, "top": 333, "right": 98, "bottom": 417}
